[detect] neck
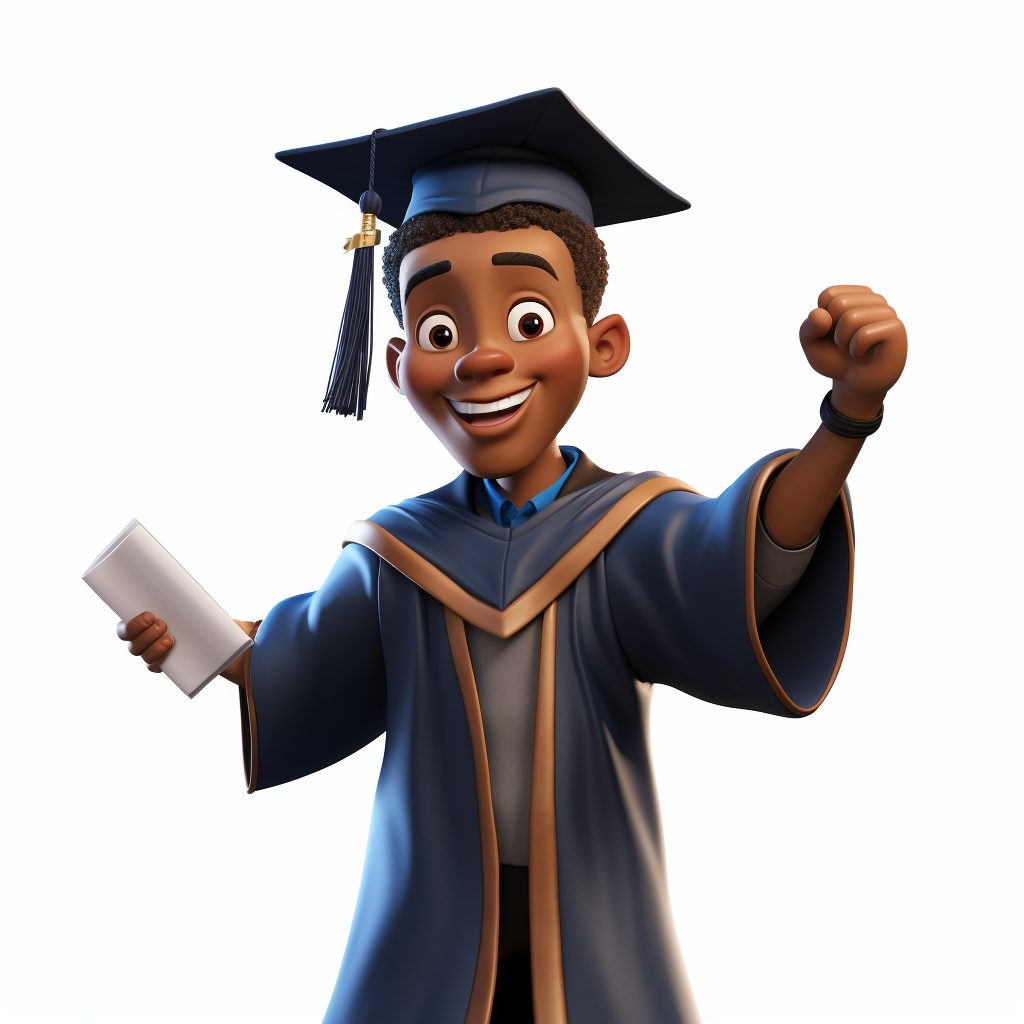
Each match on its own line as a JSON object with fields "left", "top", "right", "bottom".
{"left": 494, "top": 440, "right": 566, "bottom": 508}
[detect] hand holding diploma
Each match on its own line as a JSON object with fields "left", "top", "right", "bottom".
{"left": 117, "top": 611, "right": 176, "bottom": 670}
{"left": 116, "top": 612, "right": 256, "bottom": 686}
{"left": 83, "top": 520, "right": 255, "bottom": 697}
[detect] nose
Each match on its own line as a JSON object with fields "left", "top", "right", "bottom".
{"left": 454, "top": 346, "right": 515, "bottom": 383}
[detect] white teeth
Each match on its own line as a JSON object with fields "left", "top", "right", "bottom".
{"left": 450, "top": 386, "right": 533, "bottom": 416}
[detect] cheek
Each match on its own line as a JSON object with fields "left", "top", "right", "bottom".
{"left": 532, "top": 330, "right": 589, "bottom": 396}
{"left": 401, "top": 349, "right": 455, "bottom": 403}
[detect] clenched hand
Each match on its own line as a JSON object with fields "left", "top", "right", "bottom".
{"left": 800, "top": 284, "right": 907, "bottom": 419}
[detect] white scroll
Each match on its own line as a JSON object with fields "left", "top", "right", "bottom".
{"left": 83, "top": 520, "right": 252, "bottom": 698}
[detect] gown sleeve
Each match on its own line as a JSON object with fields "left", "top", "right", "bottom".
{"left": 605, "top": 451, "right": 855, "bottom": 717}
{"left": 238, "top": 543, "right": 386, "bottom": 792}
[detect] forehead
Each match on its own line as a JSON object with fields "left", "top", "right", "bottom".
{"left": 398, "top": 225, "right": 575, "bottom": 287}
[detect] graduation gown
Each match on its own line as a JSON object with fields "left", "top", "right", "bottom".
{"left": 237, "top": 449, "right": 855, "bottom": 1024}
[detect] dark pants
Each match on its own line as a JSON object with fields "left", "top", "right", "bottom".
{"left": 489, "top": 864, "right": 533, "bottom": 1023}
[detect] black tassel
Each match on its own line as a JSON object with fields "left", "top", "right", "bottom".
{"left": 322, "top": 130, "right": 384, "bottom": 419}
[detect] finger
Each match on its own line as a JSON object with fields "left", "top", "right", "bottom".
{"left": 834, "top": 305, "right": 897, "bottom": 351}
{"left": 838, "top": 338, "right": 908, "bottom": 395}
{"left": 800, "top": 308, "right": 846, "bottom": 377}
{"left": 849, "top": 317, "right": 906, "bottom": 360}
{"left": 825, "top": 291, "right": 887, "bottom": 322}
{"left": 142, "top": 634, "right": 175, "bottom": 666}
{"left": 127, "top": 619, "right": 168, "bottom": 656}
{"left": 800, "top": 307, "right": 834, "bottom": 342}
{"left": 117, "top": 611, "right": 156, "bottom": 641}
{"left": 800, "top": 331, "right": 851, "bottom": 380}
{"left": 817, "top": 284, "right": 874, "bottom": 308}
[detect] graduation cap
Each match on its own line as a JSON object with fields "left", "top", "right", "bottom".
{"left": 276, "top": 88, "right": 689, "bottom": 418}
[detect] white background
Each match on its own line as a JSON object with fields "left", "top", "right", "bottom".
{"left": 1, "top": 2, "right": 1020, "bottom": 1022}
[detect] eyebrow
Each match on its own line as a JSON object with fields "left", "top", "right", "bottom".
{"left": 491, "top": 252, "right": 558, "bottom": 280}
{"left": 404, "top": 260, "right": 452, "bottom": 304}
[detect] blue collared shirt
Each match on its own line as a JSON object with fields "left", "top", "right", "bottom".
{"left": 482, "top": 446, "right": 581, "bottom": 529}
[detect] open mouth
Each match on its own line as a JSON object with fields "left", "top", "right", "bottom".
{"left": 447, "top": 385, "right": 534, "bottom": 426}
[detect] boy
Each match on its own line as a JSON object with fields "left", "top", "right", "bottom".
{"left": 118, "top": 90, "right": 907, "bottom": 1023}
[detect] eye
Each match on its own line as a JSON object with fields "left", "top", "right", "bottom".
{"left": 416, "top": 312, "right": 459, "bottom": 352}
{"left": 507, "top": 301, "right": 554, "bottom": 342}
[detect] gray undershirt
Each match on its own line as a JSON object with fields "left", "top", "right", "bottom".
{"left": 753, "top": 513, "right": 818, "bottom": 622}
{"left": 465, "top": 618, "right": 542, "bottom": 867}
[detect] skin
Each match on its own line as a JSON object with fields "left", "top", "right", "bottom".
{"left": 119, "top": 227, "right": 907, "bottom": 676}
{"left": 764, "top": 284, "right": 907, "bottom": 546}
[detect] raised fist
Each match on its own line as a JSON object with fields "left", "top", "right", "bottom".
{"left": 800, "top": 285, "right": 907, "bottom": 419}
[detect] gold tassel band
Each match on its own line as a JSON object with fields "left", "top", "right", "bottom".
{"left": 343, "top": 212, "right": 382, "bottom": 252}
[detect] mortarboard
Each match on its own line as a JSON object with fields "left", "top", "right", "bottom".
{"left": 276, "top": 88, "right": 689, "bottom": 418}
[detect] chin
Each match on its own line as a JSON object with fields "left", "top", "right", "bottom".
{"left": 446, "top": 431, "right": 549, "bottom": 481}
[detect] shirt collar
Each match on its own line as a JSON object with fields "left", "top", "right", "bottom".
{"left": 481, "top": 446, "right": 580, "bottom": 530}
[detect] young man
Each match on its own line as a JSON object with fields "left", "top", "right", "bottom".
{"left": 118, "top": 90, "right": 907, "bottom": 1023}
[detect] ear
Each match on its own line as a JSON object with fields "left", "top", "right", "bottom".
{"left": 386, "top": 336, "right": 407, "bottom": 393}
{"left": 587, "top": 313, "right": 630, "bottom": 378}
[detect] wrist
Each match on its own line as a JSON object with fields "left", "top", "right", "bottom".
{"left": 830, "top": 380, "right": 885, "bottom": 420}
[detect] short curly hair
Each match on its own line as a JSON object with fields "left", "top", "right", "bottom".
{"left": 382, "top": 204, "right": 609, "bottom": 328}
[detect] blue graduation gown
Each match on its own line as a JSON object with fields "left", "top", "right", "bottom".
{"left": 238, "top": 450, "right": 854, "bottom": 1024}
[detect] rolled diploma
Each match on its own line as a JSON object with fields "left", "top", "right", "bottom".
{"left": 83, "top": 520, "right": 252, "bottom": 698}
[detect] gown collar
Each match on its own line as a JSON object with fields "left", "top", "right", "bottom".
{"left": 367, "top": 451, "right": 664, "bottom": 610}
{"left": 480, "top": 446, "right": 581, "bottom": 529}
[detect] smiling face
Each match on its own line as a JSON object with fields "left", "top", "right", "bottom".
{"left": 387, "top": 225, "right": 629, "bottom": 481}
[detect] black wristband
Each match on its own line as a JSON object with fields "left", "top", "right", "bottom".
{"left": 819, "top": 390, "right": 883, "bottom": 439}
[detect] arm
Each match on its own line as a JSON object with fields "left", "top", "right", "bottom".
{"left": 243, "top": 543, "right": 386, "bottom": 790}
{"left": 117, "top": 544, "right": 387, "bottom": 790}
{"left": 604, "top": 288, "right": 900, "bottom": 715}
{"left": 764, "top": 284, "right": 907, "bottom": 547}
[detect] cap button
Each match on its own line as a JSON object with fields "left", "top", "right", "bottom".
{"left": 359, "top": 190, "right": 383, "bottom": 214}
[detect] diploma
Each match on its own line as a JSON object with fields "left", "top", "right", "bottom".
{"left": 83, "top": 520, "right": 252, "bottom": 698}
